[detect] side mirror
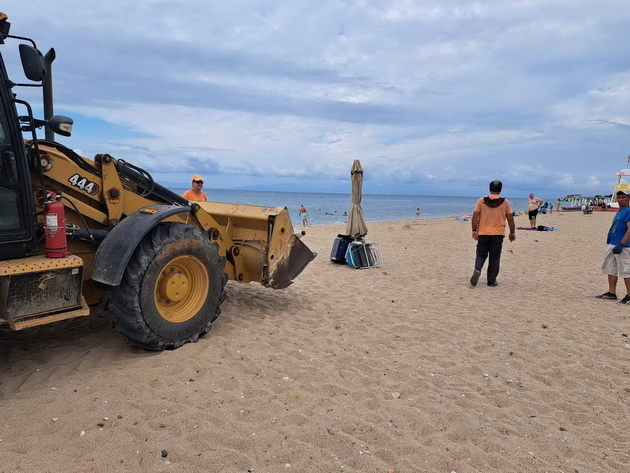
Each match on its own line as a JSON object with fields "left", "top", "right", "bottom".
{"left": 19, "top": 44, "right": 46, "bottom": 82}
{"left": 49, "top": 115, "right": 73, "bottom": 137}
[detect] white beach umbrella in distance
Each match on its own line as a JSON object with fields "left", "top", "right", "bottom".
{"left": 345, "top": 159, "right": 368, "bottom": 239}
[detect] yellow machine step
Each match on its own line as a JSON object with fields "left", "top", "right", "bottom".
{"left": 0, "top": 254, "right": 89, "bottom": 329}
{"left": 9, "top": 296, "right": 89, "bottom": 330}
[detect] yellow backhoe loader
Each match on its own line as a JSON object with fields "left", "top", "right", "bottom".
{"left": 0, "top": 12, "right": 315, "bottom": 350}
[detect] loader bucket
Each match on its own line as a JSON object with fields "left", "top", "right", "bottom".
{"left": 192, "top": 202, "right": 316, "bottom": 288}
{"left": 268, "top": 227, "right": 315, "bottom": 289}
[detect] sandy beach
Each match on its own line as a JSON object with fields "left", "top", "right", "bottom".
{"left": 0, "top": 210, "right": 628, "bottom": 472}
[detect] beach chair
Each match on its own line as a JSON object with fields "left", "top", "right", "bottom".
{"left": 330, "top": 234, "right": 354, "bottom": 264}
{"left": 346, "top": 241, "right": 383, "bottom": 269}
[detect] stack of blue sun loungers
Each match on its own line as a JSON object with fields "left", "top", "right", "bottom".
{"left": 346, "top": 240, "right": 383, "bottom": 269}
{"left": 330, "top": 235, "right": 383, "bottom": 268}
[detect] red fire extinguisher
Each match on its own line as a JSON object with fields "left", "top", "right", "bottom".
{"left": 45, "top": 195, "right": 67, "bottom": 258}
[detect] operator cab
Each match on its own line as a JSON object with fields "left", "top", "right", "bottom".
{"left": 0, "top": 12, "right": 72, "bottom": 259}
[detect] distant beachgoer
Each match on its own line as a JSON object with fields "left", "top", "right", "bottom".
{"left": 415, "top": 208, "right": 421, "bottom": 216}
{"left": 342, "top": 211, "right": 348, "bottom": 216}
{"left": 596, "top": 190, "right": 630, "bottom": 303}
{"left": 549, "top": 203, "right": 553, "bottom": 214}
{"left": 528, "top": 193, "right": 544, "bottom": 229}
{"left": 470, "top": 180, "right": 515, "bottom": 287}
{"left": 182, "top": 174, "right": 207, "bottom": 202}
{"left": 557, "top": 198, "right": 562, "bottom": 213}
{"left": 298, "top": 204, "right": 309, "bottom": 227}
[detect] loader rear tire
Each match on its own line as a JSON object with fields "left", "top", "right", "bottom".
{"left": 107, "top": 222, "right": 228, "bottom": 350}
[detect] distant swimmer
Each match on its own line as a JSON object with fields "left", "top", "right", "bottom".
{"left": 298, "top": 204, "right": 309, "bottom": 227}
{"left": 182, "top": 175, "right": 207, "bottom": 202}
{"left": 416, "top": 208, "right": 421, "bottom": 216}
{"left": 342, "top": 211, "right": 348, "bottom": 216}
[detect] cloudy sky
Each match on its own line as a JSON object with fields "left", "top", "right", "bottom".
{"left": 4, "top": 1, "right": 630, "bottom": 198}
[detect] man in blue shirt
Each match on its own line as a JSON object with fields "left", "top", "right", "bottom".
{"left": 596, "top": 190, "right": 630, "bottom": 303}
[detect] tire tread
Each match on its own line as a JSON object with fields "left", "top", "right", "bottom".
{"left": 108, "top": 223, "right": 227, "bottom": 350}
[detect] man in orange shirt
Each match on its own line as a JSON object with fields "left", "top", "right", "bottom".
{"left": 182, "top": 175, "right": 207, "bottom": 202}
{"left": 470, "top": 180, "right": 516, "bottom": 287}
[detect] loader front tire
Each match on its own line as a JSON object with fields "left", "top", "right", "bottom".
{"left": 108, "top": 222, "right": 227, "bottom": 350}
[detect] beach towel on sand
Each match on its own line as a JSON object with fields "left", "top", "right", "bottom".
{"left": 517, "top": 226, "right": 555, "bottom": 231}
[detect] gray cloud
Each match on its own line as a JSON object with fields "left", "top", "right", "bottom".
{"left": 4, "top": 0, "right": 630, "bottom": 197}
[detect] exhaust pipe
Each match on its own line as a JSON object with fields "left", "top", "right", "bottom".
{"left": 43, "top": 48, "right": 55, "bottom": 140}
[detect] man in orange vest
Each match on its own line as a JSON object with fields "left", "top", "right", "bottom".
{"left": 470, "top": 180, "right": 516, "bottom": 287}
{"left": 182, "top": 175, "right": 207, "bottom": 202}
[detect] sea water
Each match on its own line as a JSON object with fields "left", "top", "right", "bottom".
{"left": 172, "top": 188, "right": 543, "bottom": 226}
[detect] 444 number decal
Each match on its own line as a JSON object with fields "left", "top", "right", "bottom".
{"left": 68, "top": 173, "right": 99, "bottom": 195}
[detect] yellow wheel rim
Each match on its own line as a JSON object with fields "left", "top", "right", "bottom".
{"left": 154, "top": 256, "right": 210, "bottom": 323}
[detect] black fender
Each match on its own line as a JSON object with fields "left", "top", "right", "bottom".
{"left": 91, "top": 205, "right": 191, "bottom": 286}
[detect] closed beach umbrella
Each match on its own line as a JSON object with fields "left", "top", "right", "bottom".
{"left": 345, "top": 159, "right": 368, "bottom": 239}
